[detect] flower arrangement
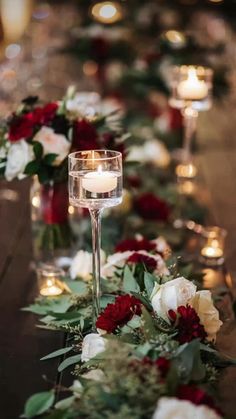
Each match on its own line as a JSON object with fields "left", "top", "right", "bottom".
{"left": 0, "top": 89, "right": 126, "bottom": 254}
{"left": 22, "top": 234, "right": 233, "bottom": 419}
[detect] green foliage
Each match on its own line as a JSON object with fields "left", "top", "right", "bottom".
{"left": 40, "top": 346, "right": 73, "bottom": 361}
{"left": 22, "top": 391, "right": 55, "bottom": 418}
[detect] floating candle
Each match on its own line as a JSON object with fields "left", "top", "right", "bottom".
{"left": 82, "top": 165, "right": 118, "bottom": 193}
{"left": 177, "top": 67, "right": 208, "bottom": 101}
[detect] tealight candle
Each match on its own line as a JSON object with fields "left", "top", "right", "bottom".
{"left": 40, "top": 278, "right": 63, "bottom": 297}
{"left": 200, "top": 227, "right": 227, "bottom": 266}
{"left": 82, "top": 165, "right": 118, "bottom": 193}
{"left": 176, "top": 163, "right": 197, "bottom": 179}
{"left": 37, "top": 265, "right": 65, "bottom": 297}
{"left": 177, "top": 67, "right": 208, "bottom": 101}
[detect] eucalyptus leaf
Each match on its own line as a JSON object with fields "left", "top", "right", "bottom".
{"left": 144, "top": 272, "right": 155, "bottom": 297}
{"left": 58, "top": 354, "right": 81, "bottom": 372}
{"left": 141, "top": 307, "right": 157, "bottom": 340}
{"left": 55, "top": 396, "right": 75, "bottom": 411}
{"left": 123, "top": 265, "right": 140, "bottom": 293}
{"left": 23, "top": 391, "right": 55, "bottom": 418}
{"left": 63, "top": 280, "right": 88, "bottom": 295}
{"left": 41, "top": 346, "right": 73, "bottom": 361}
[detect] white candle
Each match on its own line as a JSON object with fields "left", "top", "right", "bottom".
{"left": 82, "top": 165, "right": 118, "bottom": 193}
{"left": 40, "top": 279, "right": 63, "bottom": 297}
{"left": 177, "top": 67, "right": 208, "bottom": 101}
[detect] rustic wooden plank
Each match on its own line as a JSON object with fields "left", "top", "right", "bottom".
{"left": 0, "top": 180, "right": 65, "bottom": 419}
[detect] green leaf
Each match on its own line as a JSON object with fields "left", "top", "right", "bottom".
{"left": 144, "top": 272, "right": 155, "bottom": 297}
{"left": 24, "top": 160, "right": 40, "bottom": 175}
{"left": 173, "top": 339, "right": 205, "bottom": 382}
{"left": 33, "top": 141, "right": 43, "bottom": 159}
{"left": 64, "top": 280, "right": 88, "bottom": 295}
{"left": 58, "top": 354, "right": 81, "bottom": 372}
{"left": 23, "top": 391, "right": 55, "bottom": 418}
{"left": 123, "top": 265, "right": 140, "bottom": 293}
{"left": 141, "top": 306, "right": 157, "bottom": 340}
{"left": 41, "top": 346, "right": 73, "bottom": 361}
{"left": 44, "top": 153, "right": 58, "bottom": 165}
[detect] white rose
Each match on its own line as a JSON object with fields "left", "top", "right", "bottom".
{"left": 33, "top": 127, "right": 70, "bottom": 166}
{"left": 5, "top": 140, "right": 33, "bottom": 181}
{"left": 143, "top": 140, "right": 170, "bottom": 168}
{"left": 66, "top": 91, "right": 101, "bottom": 118}
{"left": 70, "top": 250, "right": 105, "bottom": 280}
{"left": 153, "top": 397, "right": 222, "bottom": 419}
{"left": 81, "top": 333, "right": 106, "bottom": 362}
{"left": 101, "top": 251, "right": 133, "bottom": 278}
{"left": 151, "top": 236, "right": 171, "bottom": 259}
{"left": 126, "top": 146, "right": 146, "bottom": 163}
{"left": 192, "top": 290, "right": 222, "bottom": 341}
{"left": 151, "top": 277, "right": 196, "bottom": 322}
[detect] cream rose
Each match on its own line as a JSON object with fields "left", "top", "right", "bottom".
{"left": 151, "top": 277, "right": 196, "bottom": 322}
{"left": 126, "top": 140, "right": 170, "bottom": 168}
{"left": 5, "top": 140, "right": 33, "bottom": 181}
{"left": 70, "top": 250, "right": 105, "bottom": 280}
{"left": 192, "top": 290, "right": 222, "bottom": 341}
{"left": 66, "top": 91, "right": 101, "bottom": 118}
{"left": 81, "top": 333, "right": 106, "bottom": 362}
{"left": 33, "top": 127, "right": 70, "bottom": 166}
{"left": 153, "top": 397, "right": 222, "bottom": 419}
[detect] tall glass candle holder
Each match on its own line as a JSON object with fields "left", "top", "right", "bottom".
{"left": 68, "top": 150, "right": 123, "bottom": 325}
{"left": 170, "top": 65, "right": 213, "bottom": 168}
{"left": 200, "top": 226, "right": 227, "bottom": 267}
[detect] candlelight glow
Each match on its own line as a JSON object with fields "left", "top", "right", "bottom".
{"left": 91, "top": 2, "right": 122, "bottom": 24}
{"left": 1, "top": 0, "right": 32, "bottom": 42}
{"left": 176, "top": 163, "right": 197, "bottom": 179}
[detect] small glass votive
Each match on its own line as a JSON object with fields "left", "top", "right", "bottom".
{"left": 169, "top": 65, "right": 213, "bottom": 112}
{"left": 200, "top": 227, "right": 227, "bottom": 266}
{"left": 37, "top": 264, "right": 65, "bottom": 297}
{"left": 176, "top": 162, "right": 197, "bottom": 180}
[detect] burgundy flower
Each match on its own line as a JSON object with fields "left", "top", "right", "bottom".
{"left": 135, "top": 192, "right": 170, "bottom": 222}
{"left": 177, "top": 385, "right": 222, "bottom": 415}
{"left": 115, "top": 238, "right": 156, "bottom": 253}
{"left": 127, "top": 252, "right": 157, "bottom": 273}
{"left": 126, "top": 175, "right": 142, "bottom": 188}
{"left": 96, "top": 294, "right": 142, "bottom": 333}
{"left": 31, "top": 102, "right": 58, "bottom": 125}
{"left": 169, "top": 305, "right": 207, "bottom": 344}
{"left": 9, "top": 114, "right": 34, "bottom": 142}
{"left": 72, "top": 119, "right": 99, "bottom": 151}
{"left": 142, "top": 357, "right": 170, "bottom": 378}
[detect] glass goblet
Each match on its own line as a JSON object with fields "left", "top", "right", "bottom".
{"left": 68, "top": 150, "right": 123, "bottom": 326}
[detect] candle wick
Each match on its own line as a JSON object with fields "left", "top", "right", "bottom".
{"left": 98, "top": 165, "right": 102, "bottom": 175}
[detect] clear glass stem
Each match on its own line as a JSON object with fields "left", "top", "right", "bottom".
{"left": 182, "top": 106, "right": 198, "bottom": 163}
{"left": 89, "top": 208, "right": 103, "bottom": 328}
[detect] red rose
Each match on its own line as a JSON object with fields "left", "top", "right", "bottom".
{"left": 9, "top": 114, "right": 34, "bottom": 142}
{"left": 168, "top": 305, "right": 207, "bottom": 344}
{"left": 127, "top": 252, "right": 157, "bottom": 273}
{"left": 31, "top": 102, "right": 58, "bottom": 125}
{"left": 115, "top": 238, "right": 156, "bottom": 253}
{"left": 177, "top": 385, "right": 222, "bottom": 415}
{"left": 72, "top": 119, "right": 99, "bottom": 151}
{"left": 135, "top": 192, "right": 170, "bottom": 222}
{"left": 96, "top": 294, "right": 142, "bottom": 333}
